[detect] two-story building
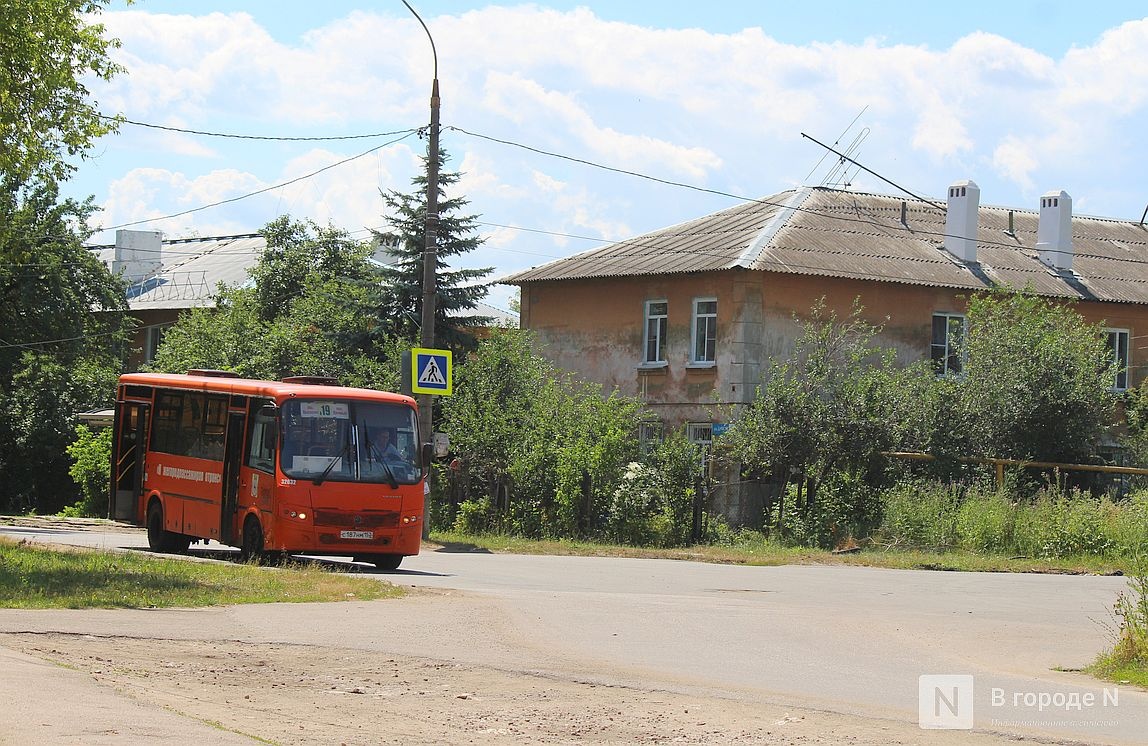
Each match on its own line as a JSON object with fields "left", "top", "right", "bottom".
{"left": 503, "top": 181, "right": 1148, "bottom": 524}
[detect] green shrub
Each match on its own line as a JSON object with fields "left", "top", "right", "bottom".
{"left": 452, "top": 497, "right": 495, "bottom": 535}
{"left": 606, "top": 462, "right": 656, "bottom": 546}
{"left": 64, "top": 425, "right": 112, "bottom": 518}
{"left": 955, "top": 491, "right": 1017, "bottom": 554}
{"left": 879, "top": 482, "right": 961, "bottom": 549}
{"left": 603, "top": 434, "right": 707, "bottom": 548}
{"left": 1011, "top": 489, "right": 1112, "bottom": 559}
{"left": 783, "top": 471, "right": 882, "bottom": 549}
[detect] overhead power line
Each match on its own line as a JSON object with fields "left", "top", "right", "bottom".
{"left": 447, "top": 125, "right": 1143, "bottom": 260}
{"left": 99, "top": 113, "right": 415, "bottom": 142}
{"left": 100, "top": 130, "right": 421, "bottom": 232}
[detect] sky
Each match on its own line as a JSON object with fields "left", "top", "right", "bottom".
{"left": 71, "top": 1, "right": 1148, "bottom": 311}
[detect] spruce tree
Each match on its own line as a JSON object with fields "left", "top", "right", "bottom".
{"left": 372, "top": 148, "right": 492, "bottom": 350}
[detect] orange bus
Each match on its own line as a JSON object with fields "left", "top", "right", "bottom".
{"left": 110, "top": 370, "right": 427, "bottom": 569}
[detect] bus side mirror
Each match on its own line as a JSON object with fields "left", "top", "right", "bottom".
{"left": 259, "top": 405, "right": 278, "bottom": 418}
{"left": 421, "top": 442, "right": 433, "bottom": 474}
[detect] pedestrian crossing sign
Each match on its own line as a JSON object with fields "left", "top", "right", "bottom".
{"left": 411, "top": 347, "right": 453, "bottom": 396}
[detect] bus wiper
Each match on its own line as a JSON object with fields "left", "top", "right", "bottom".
{"left": 313, "top": 442, "right": 350, "bottom": 486}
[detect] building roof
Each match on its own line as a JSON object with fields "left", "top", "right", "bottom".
{"left": 92, "top": 234, "right": 266, "bottom": 311}
{"left": 501, "top": 186, "right": 1148, "bottom": 305}
{"left": 95, "top": 231, "right": 520, "bottom": 324}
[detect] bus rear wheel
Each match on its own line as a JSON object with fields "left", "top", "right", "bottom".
{"left": 146, "top": 502, "right": 190, "bottom": 554}
{"left": 355, "top": 553, "right": 403, "bottom": 571}
{"left": 240, "top": 516, "right": 264, "bottom": 563}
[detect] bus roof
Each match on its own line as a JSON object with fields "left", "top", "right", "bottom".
{"left": 118, "top": 372, "right": 416, "bottom": 408}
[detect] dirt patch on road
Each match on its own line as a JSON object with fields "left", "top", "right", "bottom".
{"left": 2, "top": 631, "right": 1022, "bottom": 745}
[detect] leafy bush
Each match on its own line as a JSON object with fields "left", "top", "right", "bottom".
{"left": 452, "top": 497, "right": 495, "bottom": 535}
{"left": 606, "top": 462, "right": 657, "bottom": 546}
{"left": 722, "top": 300, "right": 932, "bottom": 537}
{"left": 442, "top": 329, "right": 641, "bottom": 539}
{"left": 605, "top": 434, "right": 708, "bottom": 547}
{"left": 64, "top": 424, "right": 112, "bottom": 518}
{"left": 960, "top": 289, "right": 1117, "bottom": 464}
{"left": 778, "top": 471, "right": 883, "bottom": 549}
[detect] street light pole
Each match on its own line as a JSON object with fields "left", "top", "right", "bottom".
{"left": 403, "top": 1, "right": 439, "bottom": 539}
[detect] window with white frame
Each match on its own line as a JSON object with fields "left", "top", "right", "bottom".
{"left": 931, "top": 313, "right": 966, "bottom": 376}
{"left": 691, "top": 298, "right": 717, "bottom": 364}
{"left": 1106, "top": 328, "right": 1130, "bottom": 390}
{"left": 638, "top": 421, "right": 664, "bottom": 457}
{"left": 686, "top": 423, "right": 712, "bottom": 448}
{"left": 643, "top": 300, "right": 668, "bottom": 364}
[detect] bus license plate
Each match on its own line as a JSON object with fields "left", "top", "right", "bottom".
{"left": 340, "top": 530, "right": 374, "bottom": 540}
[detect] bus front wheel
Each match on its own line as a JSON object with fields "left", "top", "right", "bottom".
{"left": 355, "top": 553, "right": 403, "bottom": 571}
{"left": 240, "top": 516, "right": 264, "bottom": 563}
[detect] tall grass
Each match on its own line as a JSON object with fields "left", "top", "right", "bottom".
{"left": 1090, "top": 556, "right": 1148, "bottom": 687}
{"left": 879, "top": 482, "right": 1148, "bottom": 560}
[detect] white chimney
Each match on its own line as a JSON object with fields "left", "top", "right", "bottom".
{"left": 112, "top": 229, "right": 163, "bottom": 282}
{"left": 943, "top": 179, "right": 980, "bottom": 262}
{"left": 1036, "top": 190, "right": 1073, "bottom": 272}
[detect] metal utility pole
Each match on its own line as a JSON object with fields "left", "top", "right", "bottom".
{"left": 403, "top": 1, "right": 439, "bottom": 539}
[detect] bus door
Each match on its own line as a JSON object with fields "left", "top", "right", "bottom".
{"left": 220, "top": 411, "right": 246, "bottom": 545}
{"left": 111, "top": 401, "right": 149, "bottom": 522}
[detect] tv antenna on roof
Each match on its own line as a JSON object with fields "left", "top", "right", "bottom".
{"left": 820, "top": 127, "right": 869, "bottom": 189}
{"left": 803, "top": 105, "right": 869, "bottom": 188}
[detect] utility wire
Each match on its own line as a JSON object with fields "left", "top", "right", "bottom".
{"left": 448, "top": 124, "right": 1145, "bottom": 258}
{"left": 11, "top": 120, "right": 1130, "bottom": 273}
{"left": 100, "top": 130, "right": 420, "bottom": 232}
{"left": 99, "top": 113, "right": 415, "bottom": 142}
{"left": 0, "top": 326, "right": 130, "bottom": 351}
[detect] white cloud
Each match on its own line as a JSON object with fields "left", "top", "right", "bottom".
{"left": 991, "top": 137, "right": 1039, "bottom": 190}
{"left": 80, "top": 5, "right": 1148, "bottom": 261}
{"left": 1060, "top": 19, "right": 1148, "bottom": 111}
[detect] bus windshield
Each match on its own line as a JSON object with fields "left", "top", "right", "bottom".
{"left": 280, "top": 399, "right": 420, "bottom": 485}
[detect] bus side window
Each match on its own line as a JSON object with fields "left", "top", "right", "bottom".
{"left": 246, "top": 402, "right": 277, "bottom": 473}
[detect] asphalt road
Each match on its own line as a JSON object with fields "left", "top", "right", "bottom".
{"left": 2, "top": 520, "right": 1145, "bottom": 744}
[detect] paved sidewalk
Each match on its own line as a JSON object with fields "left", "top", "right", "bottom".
{"left": 0, "top": 646, "right": 259, "bottom": 745}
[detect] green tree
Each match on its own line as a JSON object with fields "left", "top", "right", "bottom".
{"left": 372, "top": 148, "right": 493, "bottom": 351}
{"left": 0, "top": 181, "right": 129, "bottom": 513}
{"left": 0, "top": 0, "right": 129, "bottom": 513}
{"left": 722, "top": 300, "right": 928, "bottom": 534}
{"left": 441, "top": 329, "right": 641, "bottom": 537}
{"left": 958, "top": 289, "right": 1116, "bottom": 464}
{"left": 0, "top": 0, "right": 123, "bottom": 185}
{"left": 66, "top": 423, "right": 113, "bottom": 517}
{"left": 147, "top": 286, "right": 269, "bottom": 378}
{"left": 250, "top": 216, "right": 375, "bottom": 323}
{"left": 150, "top": 218, "right": 404, "bottom": 391}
